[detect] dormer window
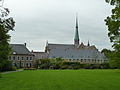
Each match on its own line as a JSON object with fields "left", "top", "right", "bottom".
{"left": 13, "top": 51, "right": 16, "bottom": 54}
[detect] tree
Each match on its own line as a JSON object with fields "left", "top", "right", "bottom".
{"left": 36, "top": 59, "right": 51, "bottom": 69}
{"left": 109, "top": 51, "right": 120, "bottom": 68}
{"left": 105, "top": 0, "right": 120, "bottom": 51}
{"left": 101, "top": 48, "right": 112, "bottom": 58}
{"left": 105, "top": 0, "right": 120, "bottom": 68}
{"left": 0, "top": 0, "right": 15, "bottom": 71}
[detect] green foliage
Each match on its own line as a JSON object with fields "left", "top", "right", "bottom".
{"left": 35, "top": 59, "right": 51, "bottom": 69}
{"left": 0, "top": 60, "right": 13, "bottom": 71}
{"left": 109, "top": 51, "right": 120, "bottom": 68}
{"left": 34, "top": 59, "right": 40, "bottom": 69}
{"left": 0, "top": 1, "right": 15, "bottom": 71}
{"left": 105, "top": 0, "right": 120, "bottom": 69}
{"left": 34, "top": 58, "right": 109, "bottom": 69}
{"left": 0, "top": 73, "right": 1, "bottom": 78}
{"left": 105, "top": 0, "right": 120, "bottom": 6}
{"left": 11, "top": 66, "right": 17, "bottom": 71}
{"left": 101, "top": 49, "right": 120, "bottom": 68}
{"left": 105, "top": 0, "right": 120, "bottom": 51}
{"left": 101, "top": 48, "right": 112, "bottom": 58}
{"left": 60, "top": 61, "right": 81, "bottom": 69}
{"left": 24, "top": 68, "right": 36, "bottom": 70}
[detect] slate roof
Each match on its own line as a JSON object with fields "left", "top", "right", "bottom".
{"left": 10, "top": 44, "right": 32, "bottom": 55}
{"left": 32, "top": 51, "right": 48, "bottom": 59}
{"left": 47, "top": 43, "right": 107, "bottom": 60}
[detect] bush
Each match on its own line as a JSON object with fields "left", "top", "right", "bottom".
{"left": 0, "top": 60, "right": 13, "bottom": 72}
{"left": 34, "top": 58, "right": 110, "bottom": 70}
{"left": 60, "top": 61, "right": 81, "bottom": 69}
{"left": 60, "top": 65, "right": 69, "bottom": 69}
{"left": 11, "top": 66, "right": 17, "bottom": 71}
{"left": 0, "top": 74, "right": 2, "bottom": 78}
{"left": 24, "top": 68, "right": 36, "bottom": 70}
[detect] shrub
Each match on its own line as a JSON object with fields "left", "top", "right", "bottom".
{"left": 24, "top": 68, "right": 36, "bottom": 70}
{"left": 34, "top": 58, "right": 110, "bottom": 70}
{"left": 11, "top": 66, "right": 17, "bottom": 71}
{"left": 60, "top": 65, "right": 69, "bottom": 69}
{"left": 0, "top": 74, "right": 2, "bottom": 78}
{"left": 60, "top": 61, "right": 81, "bottom": 69}
{"left": 0, "top": 60, "right": 13, "bottom": 71}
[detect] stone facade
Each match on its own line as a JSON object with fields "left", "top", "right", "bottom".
{"left": 32, "top": 51, "right": 48, "bottom": 59}
{"left": 9, "top": 44, "right": 35, "bottom": 68}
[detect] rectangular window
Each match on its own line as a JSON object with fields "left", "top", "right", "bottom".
{"left": 18, "top": 57, "right": 20, "bottom": 60}
{"left": 81, "top": 59, "right": 83, "bottom": 62}
{"left": 30, "top": 63, "right": 32, "bottom": 67}
{"left": 22, "top": 57, "right": 24, "bottom": 60}
{"left": 21, "top": 63, "right": 24, "bottom": 67}
{"left": 84, "top": 59, "right": 86, "bottom": 62}
{"left": 26, "top": 57, "right": 29, "bottom": 60}
{"left": 13, "top": 56, "right": 15, "bottom": 60}
{"left": 30, "top": 57, "right": 32, "bottom": 60}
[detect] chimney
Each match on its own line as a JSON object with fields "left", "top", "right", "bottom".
{"left": 24, "top": 43, "right": 26, "bottom": 47}
{"left": 31, "top": 50, "right": 33, "bottom": 52}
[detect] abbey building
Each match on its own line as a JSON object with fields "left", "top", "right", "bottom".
{"left": 9, "top": 17, "right": 108, "bottom": 68}
{"left": 45, "top": 17, "right": 107, "bottom": 64}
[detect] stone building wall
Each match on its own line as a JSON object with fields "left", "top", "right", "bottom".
{"left": 9, "top": 55, "right": 34, "bottom": 68}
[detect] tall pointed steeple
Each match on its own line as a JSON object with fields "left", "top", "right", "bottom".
{"left": 88, "top": 40, "right": 90, "bottom": 46}
{"left": 74, "top": 14, "right": 79, "bottom": 46}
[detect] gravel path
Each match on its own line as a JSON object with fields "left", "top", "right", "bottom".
{"left": 1, "top": 70, "right": 23, "bottom": 74}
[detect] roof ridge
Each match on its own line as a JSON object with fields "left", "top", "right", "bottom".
{"left": 10, "top": 44, "right": 25, "bottom": 46}
{"left": 48, "top": 43, "right": 73, "bottom": 45}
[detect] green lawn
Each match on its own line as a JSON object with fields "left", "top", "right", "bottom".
{"left": 0, "top": 69, "right": 120, "bottom": 90}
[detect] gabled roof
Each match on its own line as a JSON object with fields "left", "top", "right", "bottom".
{"left": 46, "top": 43, "right": 107, "bottom": 60}
{"left": 10, "top": 44, "right": 32, "bottom": 55}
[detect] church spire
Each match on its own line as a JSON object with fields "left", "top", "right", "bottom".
{"left": 88, "top": 40, "right": 90, "bottom": 46}
{"left": 74, "top": 14, "right": 79, "bottom": 46}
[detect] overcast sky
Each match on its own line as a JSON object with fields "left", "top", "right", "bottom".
{"left": 3, "top": 0, "right": 113, "bottom": 51}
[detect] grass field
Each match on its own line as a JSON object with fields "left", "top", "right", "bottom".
{"left": 0, "top": 69, "right": 120, "bottom": 90}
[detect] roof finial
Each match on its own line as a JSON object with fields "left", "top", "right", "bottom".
{"left": 46, "top": 40, "right": 48, "bottom": 47}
